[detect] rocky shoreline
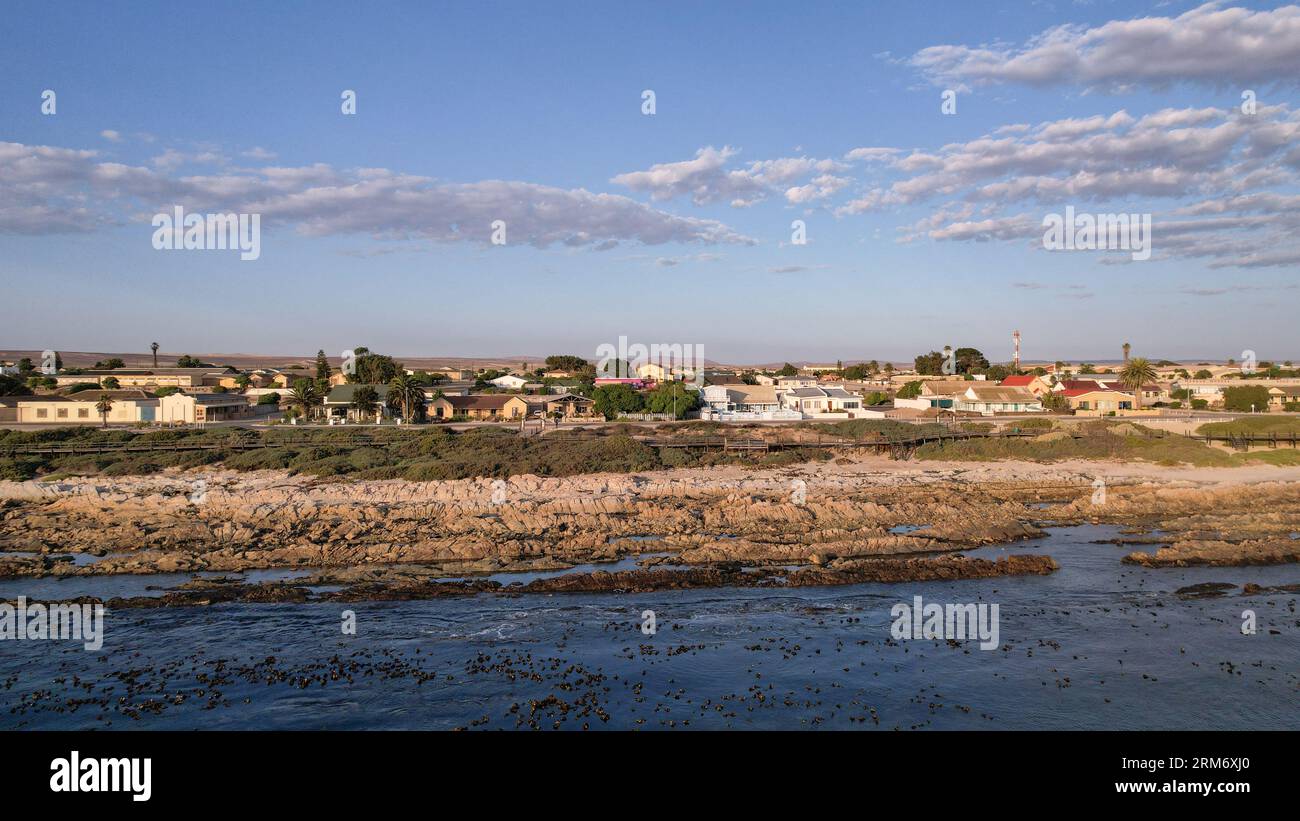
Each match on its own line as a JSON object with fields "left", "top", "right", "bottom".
{"left": 1, "top": 457, "right": 1297, "bottom": 604}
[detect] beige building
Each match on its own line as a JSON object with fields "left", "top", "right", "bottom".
{"left": 1267, "top": 385, "right": 1300, "bottom": 410}
{"left": 52, "top": 368, "right": 228, "bottom": 390}
{"left": 428, "top": 394, "right": 531, "bottom": 420}
{"left": 953, "top": 385, "right": 1043, "bottom": 414}
{"left": 17, "top": 391, "right": 160, "bottom": 424}
{"left": 157, "top": 392, "right": 252, "bottom": 424}
{"left": 1062, "top": 388, "right": 1135, "bottom": 412}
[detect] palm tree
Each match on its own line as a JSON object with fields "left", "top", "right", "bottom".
{"left": 387, "top": 374, "right": 425, "bottom": 422}
{"left": 95, "top": 393, "right": 114, "bottom": 427}
{"left": 1122, "top": 342, "right": 1131, "bottom": 364}
{"left": 288, "top": 379, "right": 321, "bottom": 421}
{"left": 350, "top": 386, "right": 379, "bottom": 421}
{"left": 151, "top": 342, "right": 160, "bottom": 367}
{"left": 1119, "top": 357, "right": 1157, "bottom": 410}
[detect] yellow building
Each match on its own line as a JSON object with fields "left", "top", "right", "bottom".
{"left": 17, "top": 391, "right": 160, "bottom": 424}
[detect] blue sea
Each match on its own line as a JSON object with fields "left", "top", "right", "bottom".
{"left": 2, "top": 525, "right": 1296, "bottom": 730}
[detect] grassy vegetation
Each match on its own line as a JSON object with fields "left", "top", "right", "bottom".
{"left": 1233, "top": 449, "right": 1300, "bottom": 466}
{"left": 0, "top": 425, "right": 831, "bottom": 481}
{"left": 915, "top": 421, "right": 1237, "bottom": 466}
{"left": 1197, "top": 417, "right": 1300, "bottom": 436}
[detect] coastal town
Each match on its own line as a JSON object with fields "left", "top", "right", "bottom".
{"left": 2, "top": 341, "right": 1297, "bottom": 429}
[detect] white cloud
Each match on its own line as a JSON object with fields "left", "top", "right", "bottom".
{"left": 0, "top": 140, "right": 754, "bottom": 248}
{"left": 612, "top": 147, "right": 849, "bottom": 207}
{"left": 909, "top": 3, "right": 1300, "bottom": 91}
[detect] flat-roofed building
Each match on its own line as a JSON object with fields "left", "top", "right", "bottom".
{"left": 157, "top": 392, "right": 252, "bottom": 424}
{"left": 17, "top": 390, "right": 160, "bottom": 424}
{"left": 51, "top": 368, "right": 226, "bottom": 390}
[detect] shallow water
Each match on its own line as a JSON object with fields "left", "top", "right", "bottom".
{"left": 1, "top": 525, "right": 1296, "bottom": 730}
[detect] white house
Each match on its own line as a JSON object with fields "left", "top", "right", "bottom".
{"left": 781, "top": 387, "right": 864, "bottom": 417}
{"left": 488, "top": 374, "right": 531, "bottom": 390}
{"left": 953, "top": 385, "right": 1042, "bottom": 415}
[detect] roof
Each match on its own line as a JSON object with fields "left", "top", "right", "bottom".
{"left": 186, "top": 393, "right": 248, "bottom": 405}
{"left": 58, "top": 368, "right": 223, "bottom": 377}
{"left": 820, "top": 387, "right": 857, "bottom": 399}
{"left": 1057, "top": 379, "right": 1107, "bottom": 392}
{"left": 440, "top": 394, "right": 519, "bottom": 410}
{"left": 999, "top": 375, "right": 1036, "bottom": 386}
{"left": 24, "top": 389, "right": 158, "bottom": 402}
{"left": 727, "top": 386, "right": 778, "bottom": 405}
{"left": 786, "top": 387, "right": 827, "bottom": 398}
{"left": 325, "top": 384, "right": 390, "bottom": 403}
{"left": 1062, "top": 387, "right": 1133, "bottom": 398}
{"left": 702, "top": 373, "right": 744, "bottom": 386}
{"left": 962, "top": 385, "right": 1038, "bottom": 402}
{"left": 920, "top": 380, "right": 973, "bottom": 396}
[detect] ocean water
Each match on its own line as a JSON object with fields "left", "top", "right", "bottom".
{"left": 1, "top": 525, "right": 1296, "bottom": 730}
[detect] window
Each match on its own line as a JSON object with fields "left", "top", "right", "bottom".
{"left": 78, "top": 408, "right": 89, "bottom": 418}
{"left": 36, "top": 408, "right": 47, "bottom": 418}
{"left": 57, "top": 408, "right": 68, "bottom": 418}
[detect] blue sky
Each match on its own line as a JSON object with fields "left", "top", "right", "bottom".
{"left": 2, "top": 0, "right": 1299, "bottom": 364}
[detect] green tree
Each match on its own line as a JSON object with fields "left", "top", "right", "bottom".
{"left": 346, "top": 347, "right": 401, "bottom": 385}
{"left": 896, "top": 380, "right": 924, "bottom": 399}
{"left": 1222, "top": 385, "right": 1271, "bottom": 413}
{"left": 315, "top": 349, "right": 331, "bottom": 381}
{"left": 387, "top": 374, "right": 426, "bottom": 422}
{"left": 915, "top": 351, "right": 944, "bottom": 375}
{"left": 1118, "top": 357, "right": 1158, "bottom": 410}
{"left": 953, "top": 347, "right": 989, "bottom": 374}
{"left": 591, "top": 383, "right": 645, "bottom": 420}
{"left": 176, "top": 355, "right": 208, "bottom": 368}
{"left": 777, "top": 362, "right": 798, "bottom": 377}
{"left": 154, "top": 386, "right": 180, "bottom": 397}
{"left": 234, "top": 374, "right": 252, "bottom": 389}
{"left": 257, "top": 392, "right": 281, "bottom": 406}
{"left": 94, "top": 394, "right": 114, "bottom": 427}
{"left": 101, "top": 376, "right": 120, "bottom": 390}
{"left": 0, "top": 375, "right": 33, "bottom": 396}
{"left": 93, "top": 357, "right": 125, "bottom": 370}
{"left": 544, "top": 355, "right": 589, "bottom": 372}
{"left": 644, "top": 382, "right": 700, "bottom": 419}
{"left": 1194, "top": 369, "right": 1213, "bottom": 380}
{"left": 350, "top": 385, "right": 380, "bottom": 419}
{"left": 1041, "top": 392, "right": 1068, "bottom": 412}
{"left": 288, "top": 379, "right": 322, "bottom": 420}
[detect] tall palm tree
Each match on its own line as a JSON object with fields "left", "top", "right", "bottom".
{"left": 387, "top": 374, "right": 425, "bottom": 422}
{"left": 1119, "top": 357, "right": 1157, "bottom": 410}
{"left": 350, "top": 385, "right": 379, "bottom": 421}
{"left": 151, "top": 342, "right": 160, "bottom": 367}
{"left": 95, "top": 393, "right": 114, "bottom": 427}
{"left": 1122, "top": 342, "right": 1131, "bottom": 364}
{"left": 288, "top": 379, "right": 321, "bottom": 421}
